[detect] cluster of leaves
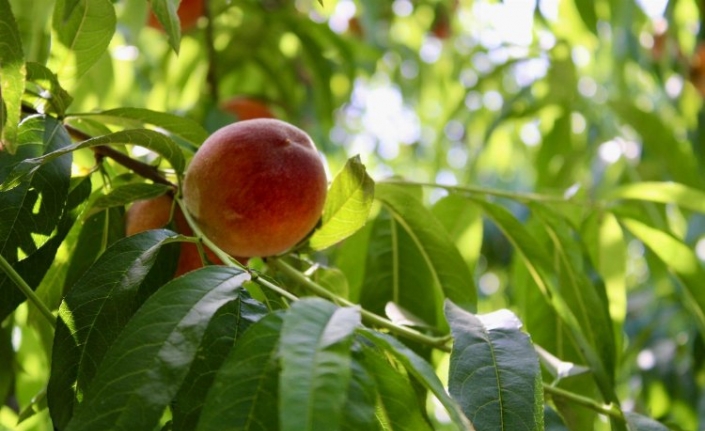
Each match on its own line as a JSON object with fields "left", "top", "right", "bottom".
{"left": 2, "top": 0, "right": 705, "bottom": 430}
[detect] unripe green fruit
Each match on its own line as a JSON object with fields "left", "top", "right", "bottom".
{"left": 182, "top": 119, "right": 328, "bottom": 258}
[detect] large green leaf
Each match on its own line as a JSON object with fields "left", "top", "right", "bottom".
{"left": 375, "top": 182, "right": 477, "bottom": 312}
{"left": 619, "top": 217, "right": 705, "bottom": 337}
{"left": 48, "top": 230, "right": 182, "bottom": 429}
{"left": 445, "top": 302, "right": 543, "bottom": 430}
{"left": 0, "top": 0, "right": 26, "bottom": 154}
{"left": 431, "top": 194, "right": 483, "bottom": 272}
{"left": 309, "top": 155, "right": 375, "bottom": 251}
{"left": 24, "top": 62, "right": 73, "bottom": 116}
{"left": 342, "top": 352, "right": 380, "bottom": 431}
{"left": 195, "top": 312, "right": 283, "bottom": 431}
{"left": 279, "top": 298, "right": 361, "bottom": 431}
{"left": 0, "top": 128, "right": 185, "bottom": 191}
{"left": 359, "top": 208, "right": 445, "bottom": 331}
{"left": 172, "top": 293, "right": 268, "bottom": 431}
{"left": 71, "top": 107, "right": 209, "bottom": 148}
{"left": 64, "top": 266, "right": 250, "bottom": 431}
{"left": 51, "top": 0, "right": 116, "bottom": 83}
{"left": 0, "top": 116, "right": 73, "bottom": 321}
{"left": 359, "top": 328, "right": 474, "bottom": 431}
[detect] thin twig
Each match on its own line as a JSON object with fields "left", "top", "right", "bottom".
{"left": 544, "top": 384, "right": 625, "bottom": 421}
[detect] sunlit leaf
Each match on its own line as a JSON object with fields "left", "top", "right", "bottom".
{"left": 50, "top": 0, "right": 116, "bottom": 83}
{"left": 24, "top": 62, "right": 73, "bottom": 115}
{"left": 0, "top": 0, "right": 26, "bottom": 154}
{"left": 309, "top": 155, "right": 374, "bottom": 251}
{"left": 605, "top": 181, "right": 705, "bottom": 214}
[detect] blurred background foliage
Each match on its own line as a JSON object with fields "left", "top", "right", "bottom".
{"left": 4, "top": 0, "right": 705, "bottom": 429}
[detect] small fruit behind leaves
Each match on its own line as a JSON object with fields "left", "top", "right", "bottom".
{"left": 125, "top": 194, "right": 226, "bottom": 276}
{"left": 147, "top": 0, "right": 205, "bottom": 33}
{"left": 183, "top": 119, "right": 328, "bottom": 258}
{"left": 221, "top": 96, "right": 276, "bottom": 121}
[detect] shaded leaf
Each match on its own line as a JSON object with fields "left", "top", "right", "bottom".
{"left": 196, "top": 312, "right": 283, "bottom": 431}
{"left": 64, "top": 266, "right": 250, "bottom": 431}
{"left": 445, "top": 302, "right": 543, "bottom": 430}
{"left": 310, "top": 155, "right": 374, "bottom": 251}
{"left": 624, "top": 412, "right": 670, "bottom": 431}
{"left": 359, "top": 328, "right": 474, "bottom": 431}
{"left": 85, "top": 182, "right": 173, "bottom": 218}
{"left": 172, "top": 293, "right": 268, "bottom": 431}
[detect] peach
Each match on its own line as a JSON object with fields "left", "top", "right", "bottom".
{"left": 182, "top": 119, "right": 327, "bottom": 258}
{"left": 125, "top": 194, "right": 225, "bottom": 276}
{"left": 147, "top": 0, "right": 204, "bottom": 33}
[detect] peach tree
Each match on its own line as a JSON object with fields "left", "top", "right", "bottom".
{"left": 1, "top": 0, "right": 701, "bottom": 430}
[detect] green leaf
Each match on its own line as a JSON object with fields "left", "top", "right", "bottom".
{"left": 0, "top": 128, "right": 185, "bottom": 191}
{"left": 357, "top": 342, "right": 433, "bottom": 431}
{"left": 0, "top": 116, "right": 73, "bottom": 321}
{"left": 375, "top": 183, "right": 477, "bottom": 312}
{"left": 64, "top": 266, "right": 250, "bottom": 431}
{"left": 279, "top": 298, "right": 361, "bottom": 431}
{"left": 48, "top": 230, "right": 183, "bottom": 429}
{"left": 173, "top": 293, "right": 268, "bottom": 431}
{"left": 431, "top": 194, "right": 483, "bottom": 271}
{"left": 71, "top": 107, "right": 209, "bottom": 148}
{"left": 359, "top": 209, "right": 445, "bottom": 331}
{"left": 359, "top": 328, "right": 474, "bottom": 431}
{"left": 309, "top": 155, "right": 375, "bottom": 251}
{"left": 605, "top": 181, "right": 705, "bottom": 214}
{"left": 85, "top": 182, "right": 173, "bottom": 219}
{"left": 624, "top": 412, "right": 670, "bottom": 431}
{"left": 574, "top": 0, "right": 598, "bottom": 34}
{"left": 51, "top": 0, "right": 116, "bottom": 83}
{"left": 445, "top": 302, "right": 543, "bottom": 430}
{"left": 619, "top": 217, "right": 705, "bottom": 337}
{"left": 195, "top": 312, "right": 283, "bottom": 431}
{"left": 149, "top": 0, "right": 182, "bottom": 54}
{"left": 24, "top": 62, "right": 73, "bottom": 115}
{"left": 0, "top": 0, "right": 26, "bottom": 154}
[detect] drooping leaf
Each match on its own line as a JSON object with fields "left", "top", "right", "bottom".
{"left": 71, "top": 107, "right": 209, "bottom": 148}
{"left": 0, "top": 128, "right": 185, "bottom": 191}
{"left": 472, "top": 198, "right": 619, "bottom": 405}
{"left": 445, "top": 302, "right": 543, "bottom": 430}
{"left": 375, "top": 182, "right": 477, "bottom": 312}
{"left": 620, "top": 217, "right": 705, "bottom": 337}
{"left": 24, "top": 62, "right": 73, "bottom": 115}
{"left": 309, "top": 155, "right": 375, "bottom": 251}
{"left": 0, "top": 116, "right": 72, "bottom": 321}
{"left": 431, "top": 194, "right": 483, "bottom": 272}
{"left": 64, "top": 266, "right": 250, "bottom": 431}
{"left": 279, "top": 298, "right": 361, "bottom": 431}
{"left": 359, "top": 328, "right": 474, "bottom": 431}
{"left": 195, "top": 312, "right": 283, "bottom": 431}
{"left": 48, "top": 230, "right": 183, "bottom": 429}
{"left": 85, "top": 182, "right": 173, "bottom": 219}
{"left": 50, "top": 0, "right": 116, "bottom": 83}
{"left": 172, "top": 293, "right": 268, "bottom": 431}
{"left": 149, "top": 0, "right": 182, "bottom": 54}
{"left": 605, "top": 181, "right": 705, "bottom": 214}
{"left": 341, "top": 352, "right": 380, "bottom": 431}
{"left": 0, "top": 0, "right": 26, "bottom": 154}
